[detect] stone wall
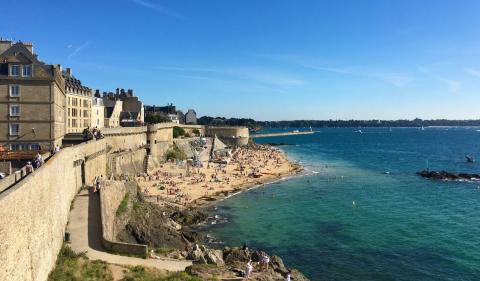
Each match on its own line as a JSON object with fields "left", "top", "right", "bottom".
{"left": 103, "top": 126, "right": 147, "bottom": 152}
{"left": 205, "top": 126, "right": 249, "bottom": 146}
{"left": 109, "top": 148, "right": 147, "bottom": 176}
{"left": 99, "top": 181, "right": 147, "bottom": 258}
{"left": 0, "top": 139, "right": 106, "bottom": 281}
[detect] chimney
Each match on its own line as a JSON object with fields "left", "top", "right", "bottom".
{"left": 0, "top": 39, "right": 12, "bottom": 55}
{"left": 127, "top": 89, "right": 133, "bottom": 96}
{"left": 23, "top": 42, "right": 33, "bottom": 54}
{"left": 120, "top": 88, "right": 125, "bottom": 95}
{"left": 66, "top": 68, "right": 72, "bottom": 76}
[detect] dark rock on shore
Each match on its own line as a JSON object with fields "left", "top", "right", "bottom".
{"left": 417, "top": 170, "right": 480, "bottom": 181}
{"left": 266, "top": 142, "right": 294, "bottom": 146}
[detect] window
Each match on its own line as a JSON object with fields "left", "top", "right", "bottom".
{"left": 22, "top": 65, "right": 32, "bottom": 77}
{"left": 9, "top": 105, "right": 20, "bottom": 116}
{"left": 11, "top": 144, "right": 21, "bottom": 151}
{"left": 9, "top": 124, "right": 20, "bottom": 136}
{"left": 72, "top": 119, "right": 77, "bottom": 127}
{"left": 9, "top": 65, "right": 20, "bottom": 76}
{"left": 72, "top": 109, "right": 77, "bottom": 117}
{"left": 83, "top": 110, "right": 88, "bottom": 117}
{"left": 30, "top": 144, "right": 40, "bottom": 151}
{"left": 9, "top": 85, "right": 19, "bottom": 97}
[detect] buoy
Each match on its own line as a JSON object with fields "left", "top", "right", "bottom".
{"left": 352, "top": 201, "right": 356, "bottom": 206}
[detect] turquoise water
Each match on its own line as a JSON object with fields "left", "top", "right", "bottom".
{"left": 207, "top": 128, "right": 480, "bottom": 281}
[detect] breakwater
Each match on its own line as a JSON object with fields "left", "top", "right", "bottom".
{"left": 250, "top": 131, "right": 315, "bottom": 138}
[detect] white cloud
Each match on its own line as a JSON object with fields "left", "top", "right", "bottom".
{"left": 68, "top": 41, "right": 91, "bottom": 59}
{"left": 465, "top": 68, "right": 480, "bottom": 78}
{"left": 154, "top": 65, "right": 307, "bottom": 88}
{"left": 130, "top": 0, "right": 184, "bottom": 19}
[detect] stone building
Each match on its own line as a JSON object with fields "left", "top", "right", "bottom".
{"left": 185, "top": 109, "right": 197, "bottom": 125}
{"left": 63, "top": 68, "right": 92, "bottom": 133}
{"left": 91, "top": 96, "right": 104, "bottom": 128}
{"left": 0, "top": 40, "right": 65, "bottom": 151}
{"left": 102, "top": 88, "right": 143, "bottom": 127}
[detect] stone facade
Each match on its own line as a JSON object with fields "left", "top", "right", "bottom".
{"left": 0, "top": 41, "right": 66, "bottom": 151}
{"left": 91, "top": 97, "right": 105, "bottom": 128}
{"left": 185, "top": 109, "right": 197, "bottom": 125}
{"left": 63, "top": 68, "right": 92, "bottom": 133}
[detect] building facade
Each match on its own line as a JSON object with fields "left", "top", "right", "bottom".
{"left": 185, "top": 109, "right": 197, "bottom": 125}
{"left": 0, "top": 40, "right": 65, "bottom": 151}
{"left": 91, "top": 96, "right": 104, "bottom": 128}
{"left": 63, "top": 68, "right": 92, "bottom": 133}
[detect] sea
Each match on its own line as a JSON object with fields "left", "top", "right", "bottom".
{"left": 206, "top": 127, "right": 480, "bottom": 281}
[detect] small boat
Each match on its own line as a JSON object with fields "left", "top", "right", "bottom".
{"left": 421, "top": 126, "right": 425, "bottom": 131}
{"left": 466, "top": 156, "right": 475, "bottom": 163}
{"left": 354, "top": 130, "right": 363, "bottom": 134}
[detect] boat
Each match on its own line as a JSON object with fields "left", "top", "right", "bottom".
{"left": 466, "top": 155, "right": 475, "bottom": 163}
{"left": 354, "top": 130, "right": 363, "bottom": 134}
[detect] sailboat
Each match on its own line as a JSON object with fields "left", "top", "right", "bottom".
{"left": 421, "top": 126, "right": 425, "bottom": 131}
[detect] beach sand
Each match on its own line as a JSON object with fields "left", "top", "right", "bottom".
{"left": 136, "top": 145, "right": 301, "bottom": 208}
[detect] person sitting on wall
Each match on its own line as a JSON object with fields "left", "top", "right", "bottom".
{"left": 34, "top": 153, "right": 44, "bottom": 168}
{"left": 25, "top": 162, "right": 34, "bottom": 174}
{"left": 82, "top": 126, "right": 93, "bottom": 141}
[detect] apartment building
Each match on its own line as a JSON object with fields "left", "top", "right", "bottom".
{"left": 91, "top": 96, "right": 104, "bottom": 128}
{"left": 0, "top": 40, "right": 65, "bottom": 151}
{"left": 63, "top": 68, "right": 92, "bottom": 133}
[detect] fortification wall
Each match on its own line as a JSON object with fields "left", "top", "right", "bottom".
{"left": 103, "top": 127, "right": 147, "bottom": 152}
{"left": 99, "top": 181, "right": 147, "bottom": 257}
{"left": 110, "top": 149, "right": 147, "bottom": 176}
{"left": 205, "top": 126, "right": 249, "bottom": 146}
{"left": 0, "top": 139, "right": 106, "bottom": 281}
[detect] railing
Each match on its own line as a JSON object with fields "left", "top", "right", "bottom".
{"left": 0, "top": 150, "right": 50, "bottom": 161}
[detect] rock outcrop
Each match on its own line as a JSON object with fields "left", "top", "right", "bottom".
{"left": 417, "top": 170, "right": 480, "bottom": 181}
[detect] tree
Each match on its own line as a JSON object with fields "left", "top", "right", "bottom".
{"left": 173, "top": 126, "right": 186, "bottom": 138}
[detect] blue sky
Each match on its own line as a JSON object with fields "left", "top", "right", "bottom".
{"left": 2, "top": 0, "right": 480, "bottom": 120}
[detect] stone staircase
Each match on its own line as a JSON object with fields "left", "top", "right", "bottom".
{"left": 143, "top": 155, "right": 151, "bottom": 173}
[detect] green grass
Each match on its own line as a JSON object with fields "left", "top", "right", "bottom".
{"left": 116, "top": 192, "right": 130, "bottom": 216}
{"left": 48, "top": 245, "right": 113, "bottom": 281}
{"left": 121, "top": 266, "right": 202, "bottom": 281}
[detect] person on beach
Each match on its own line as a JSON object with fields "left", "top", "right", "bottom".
{"left": 285, "top": 270, "right": 292, "bottom": 281}
{"left": 244, "top": 260, "right": 253, "bottom": 279}
{"left": 261, "top": 253, "right": 270, "bottom": 271}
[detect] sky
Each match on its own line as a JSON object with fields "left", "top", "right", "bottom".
{"left": 2, "top": 0, "right": 480, "bottom": 121}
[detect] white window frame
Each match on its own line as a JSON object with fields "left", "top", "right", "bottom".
{"left": 22, "top": 65, "right": 32, "bottom": 77}
{"left": 9, "top": 64, "right": 20, "bottom": 77}
{"left": 9, "top": 123, "right": 20, "bottom": 136}
{"left": 9, "top": 104, "right": 20, "bottom": 116}
{"left": 9, "top": 84, "right": 20, "bottom": 97}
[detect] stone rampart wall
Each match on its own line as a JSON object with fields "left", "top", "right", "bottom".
{"left": 205, "top": 126, "right": 249, "bottom": 146}
{"left": 0, "top": 139, "right": 106, "bottom": 281}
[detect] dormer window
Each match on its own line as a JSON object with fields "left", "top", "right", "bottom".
{"left": 22, "top": 65, "right": 32, "bottom": 77}
{"left": 9, "top": 64, "right": 20, "bottom": 77}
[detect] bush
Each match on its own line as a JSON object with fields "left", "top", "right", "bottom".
{"left": 165, "top": 146, "right": 186, "bottom": 161}
{"left": 121, "top": 266, "right": 202, "bottom": 281}
{"left": 192, "top": 129, "right": 200, "bottom": 136}
{"left": 173, "top": 126, "right": 185, "bottom": 138}
{"left": 116, "top": 192, "right": 130, "bottom": 216}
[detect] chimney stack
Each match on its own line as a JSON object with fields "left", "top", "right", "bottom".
{"left": 127, "top": 89, "right": 133, "bottom": 96}
{"left": 116, "top": 88, "right": 120, "bottom": 95}
{"left": 23, "top": 42, "right": 33, "bottom": 54}
{"left": 0, "top": 39, "right": 12, "bottom": 55}
{"left": 66, "top": 68, "right": 72, "bottom": 76}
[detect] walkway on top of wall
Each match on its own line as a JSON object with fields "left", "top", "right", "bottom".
{"left": 67, "top": 189, "right": 192, "bottom": 271}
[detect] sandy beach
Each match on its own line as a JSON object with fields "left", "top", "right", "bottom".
{"left": 136, "top": 144, "right": 302, "bottom": 207}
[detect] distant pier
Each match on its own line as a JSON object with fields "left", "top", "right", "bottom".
{"left": 251, "top": 131, "right": 315, "bottom": 138}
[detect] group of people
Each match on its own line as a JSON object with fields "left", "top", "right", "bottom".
{"left": 82, "top": 126, "right": 104, "bottom": 141}
{"left": 243, "top": 252, "right": 291, "bottom": 280}
{"left": 25, "top": 152, "right": 45, "bottom": 174}
{"left": 92, "top": 175, "right": 103, "bottom": 193}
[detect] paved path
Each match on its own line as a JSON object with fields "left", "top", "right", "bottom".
{"left": 67, "top": 188, "right": 192, "bottom": 271}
